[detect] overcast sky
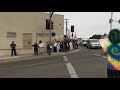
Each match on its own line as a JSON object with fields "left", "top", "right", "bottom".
{"left": 55, "top": 12, "right": 120, "bottom": 38}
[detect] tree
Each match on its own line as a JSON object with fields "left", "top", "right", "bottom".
{"left": 90, "top": 34, "right": 102, "bottom": 39}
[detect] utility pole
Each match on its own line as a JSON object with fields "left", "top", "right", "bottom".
{"left": 64, "top": 19, "right": 69, "bottom": 36}
{"left": 67, "top": 28, "right": 70, "bottom": 39}
{"left": 49, "top": 12, "right": 54, "bottom": 42}
{"left": 110, "top": 12, "right": 113, "bottom": 31}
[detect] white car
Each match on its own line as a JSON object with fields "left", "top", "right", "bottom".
{"left": 86, "top": 39, "right": 102, "bottom": 49}
{"left": 81, "top": 38, "right": 88, "bottom": 46}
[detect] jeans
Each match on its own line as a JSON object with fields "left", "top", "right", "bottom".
{"left": 34, "top": 49, "right": 38, "bottom": 56}
{"left": 48, "top": 48, "right": 52, "bottom": 55}
{"left": 11, "top": 49, "right": 17, "bottom": 56}
{"left": 39, "top": 47, "right": 44, "bottom": 54}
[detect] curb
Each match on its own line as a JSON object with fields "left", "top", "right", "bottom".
{"left": 0, "top": 49, "right": 79, "bottom": 63}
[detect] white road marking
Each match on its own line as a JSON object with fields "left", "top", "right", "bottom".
{"left": 24, "top": 61, "right": 59, "bottom": 67}
{"left": 102, "top": 56, "right": 107, "bottom": 58}
{"left": 63, "top": 56, "right": 69, "bottom": 61}
{"left": 66, "top": 62, "right": 78, "bottom": 78}
{"left": 93, "top": 54, "right": 101, "bottom": 56}
{"left": 62, "top": 54, "right": 78, "bottom": 78}
{"left": 1, "top": 61, "right": 59, "bottom": 70}
{"left": 93, "top": 54, "right": 107, "bottom": 59}
{"left": 61, "top": 53, "right": 65, "bottom": 56}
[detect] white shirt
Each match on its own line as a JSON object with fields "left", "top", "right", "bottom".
{"left": 54, "top": 42, "right": 57, "bottom": 47}
{"left": 38, "top": 43, "right": 45, "bottom": 48}
{"left": 57, "top": 43, "right": 60, "bottom": 50}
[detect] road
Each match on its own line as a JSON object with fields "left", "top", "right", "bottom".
{"left": 0, "top": 46, "right": 107, "bottom": 78}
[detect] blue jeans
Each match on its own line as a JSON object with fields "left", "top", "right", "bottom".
{"left": 48, "top": 48, "right": 52, "bottom": 55}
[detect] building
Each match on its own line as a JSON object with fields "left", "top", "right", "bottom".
{"left": 0, "top": 12, "right": 64, "bottom": 56}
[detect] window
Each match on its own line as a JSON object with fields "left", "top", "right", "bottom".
{"left": 37, "top": 33, "right": 49, "bottom": 37}
{"left": 7, "top": 32, "right": 16, "bottom": 37}
{"left": 23, "top": 33, "right": 32, "bottom": 48}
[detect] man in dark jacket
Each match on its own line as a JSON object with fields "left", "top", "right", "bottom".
{"left": 32, "top": 43, "right": 39, "bottom": 57}
{"left": 10, "top": 41, "right": 17, "bottom": 56}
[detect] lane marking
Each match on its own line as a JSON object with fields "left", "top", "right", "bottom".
{"left": 93, "top": 54, "right": 107, "bottom": 59}
{"left": 63, "top": 56, "right": 69, "bottom": 61}
{"left": 93, "top": 54, "right": 101, "bottom": 56}
{"left": 62, "top": 54, "right": 78, "bottom": 78}
{"left": 61, "top": 53, "right": 65, "bottom": 56}
{"left": 0, "top": 61, "right": 59, "bottom": 71}
{"left": 66, "top": 62, "right": 78, "bottom": 78}
{"left": 102, "top": 56, "right": 107, "bottom": 58}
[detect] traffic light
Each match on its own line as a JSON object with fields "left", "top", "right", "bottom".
{"left": 46, "top": 19, "right": 54, "bottom": 30}
{"left": 71, "top": 33, "right": 74, "bottom": 38}
{"left": 51, "top": 21, "right": 54, "bottom": 30}
{"left": 71, "top": 25, "right": 74, "bottom": 32}
{"left": 46, "top": 19, "right": 50, "bottom": 30}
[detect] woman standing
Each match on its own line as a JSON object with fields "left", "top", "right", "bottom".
{"left": 56, "top": 41, "right": 60, "bottom": 54}
{"left": 103, "top": 29, "right": 120, "bottom": 78}
{"left": 38, "top": 40, "right": 44, "bottom": 55}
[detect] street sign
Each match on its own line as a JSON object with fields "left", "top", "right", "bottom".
{"left": 71, "top": 25, "right": 74, "bottom": 32}
{"left": 72, "top": 33, "right": 73, "bottom": 37}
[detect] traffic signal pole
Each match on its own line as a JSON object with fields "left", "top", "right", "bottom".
{"left": 49, "top": 12, "right": 54, "bottom": 42}
{"left": 49, "top": 12, "right": 52, "bottom": 42}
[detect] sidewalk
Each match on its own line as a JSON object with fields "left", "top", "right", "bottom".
{"left": 0, "top": 53, "right": 56, "bottom": 60}
{"left": 0, "top": 49, "right": 79, "bottom": 63}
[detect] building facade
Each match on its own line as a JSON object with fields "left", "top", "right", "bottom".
{"left": 0, "top": 12, "right": 64, "bottom": 56}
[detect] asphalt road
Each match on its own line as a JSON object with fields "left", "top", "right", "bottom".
{"left": 0, "top": 46, "right": 107, "bottom": 78}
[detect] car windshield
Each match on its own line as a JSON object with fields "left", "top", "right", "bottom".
{"left": 90, "top": 40, "right": 99, "bottom": 43}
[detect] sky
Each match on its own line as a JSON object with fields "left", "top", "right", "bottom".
{"left": 54, "top": 12, "right": 120, "bottom": 38}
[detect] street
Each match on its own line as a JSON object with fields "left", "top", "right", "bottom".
{"left": 0, "top": 46, "right": 107, "bottom": 78}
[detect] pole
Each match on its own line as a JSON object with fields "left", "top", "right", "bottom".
{"left": 68, "top": 29, "right": 70, "bottom": 39}
{"left": 49, "top": 12, "right": 51, "bottom": 42}
{"left": 64, "top": 19, "right": 69, "bottom": 36}
{"left": 110, "top": 12, "right": 113, "bottom": 31}
{"left": 36, "top": 33, "right": 37, "bottom": 43}
{"left": 49, "top": 12, "right": 54, "bottom": 42}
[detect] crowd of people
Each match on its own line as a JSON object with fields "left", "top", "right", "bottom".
{"left": 9, "top": 39, "right": 79, "bottom": 57}
{"left": 46, "top": 39, "right": 79, "bottom": 55}
{"left": 31, "top": 39, "right": 79, "bottom": 56}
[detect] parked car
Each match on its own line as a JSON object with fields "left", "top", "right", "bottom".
{"left": 81, "top": 38, "right": 88, "bottom": 46}
{"left": 86, "top": 39, "right": 102, "bottom": 49}
{"left": 77, "top": 38, "right": 82, "bottom": 45}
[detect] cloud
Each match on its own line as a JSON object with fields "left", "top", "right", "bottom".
{"left": 55, "top": 12, "right": 120, "bottom": 37}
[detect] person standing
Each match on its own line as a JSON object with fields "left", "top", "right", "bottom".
{"left": 38, "top": 40, "right": 44, "bottom": 55}
{"left": 56, "top": 41, "right": 60, "bottom": 54}
{"left": 47, "top": 42, "right": 52, "bottom": 55}
{"left": 103, "top": 29, "right": 120, "bottom": 78}
{"left": 60, "top": 41, "right": 64, "bottom": 52}
{"left": 32, "top": 43, "right": 39, "bottom": 57}
{"left": 10, "top": 41, "right": 17, "bottom": 56}
{"left": 53, "top": 39, "right": 57, "bottom": 53}
{"left": 70, "top": 40, "right": 73, "bottom": 50}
